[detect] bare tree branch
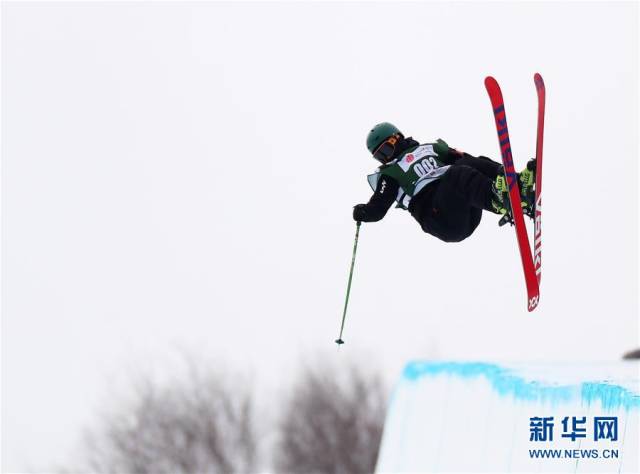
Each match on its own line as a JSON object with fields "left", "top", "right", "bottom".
{"left": 80, "top": 358, "right": 257, "bottom": 474}
{"left": 274, "top": 359, "right": 387, "bottom": 474}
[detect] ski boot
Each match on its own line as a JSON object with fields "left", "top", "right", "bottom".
{"left": 518, "top": 158, "right": 536, "bottom": 219}
{"left": 490, "top": 174, "right": 513, "bottom": 226}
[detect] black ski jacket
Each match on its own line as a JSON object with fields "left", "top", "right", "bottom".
{"left": 353, "top": 137, "right": 463, "bottom": 222}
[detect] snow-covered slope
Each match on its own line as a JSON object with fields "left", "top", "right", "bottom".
{"left": 376, "top": 361, "right": 640, "bottom": 472}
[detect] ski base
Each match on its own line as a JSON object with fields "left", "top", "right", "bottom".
{"left": 485, "top": 76, "right": 541, "bottom": 312}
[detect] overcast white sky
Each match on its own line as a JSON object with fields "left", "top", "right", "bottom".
{"left": 2, "top": 1, "right": 638, "bottom": 471}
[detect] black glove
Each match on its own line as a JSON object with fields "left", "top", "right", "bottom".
{"left": 353, "top": 204, "right": 367, "bottom": 222}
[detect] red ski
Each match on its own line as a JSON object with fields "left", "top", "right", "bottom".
{"left": 533, "top": 73, "right": 545, "bottom": 285}
{"left": 485, "top": 76, "right": 540, "bottom": 312}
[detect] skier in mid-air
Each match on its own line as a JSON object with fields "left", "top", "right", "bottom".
{"left": 353, "top": 122, "right": 535, "bottom": 243}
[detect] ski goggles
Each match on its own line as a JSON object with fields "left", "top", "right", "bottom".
{"left": 373, "top": 135, "right": 400, "bottom": 163}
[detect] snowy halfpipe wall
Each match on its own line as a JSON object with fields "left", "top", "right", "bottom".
{"left": 376, "top": 362, "right": 640, "bottom": 472}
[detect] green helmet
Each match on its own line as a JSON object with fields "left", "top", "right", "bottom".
{"left": 366, "top": 122, "right": 402, "bottom": 154}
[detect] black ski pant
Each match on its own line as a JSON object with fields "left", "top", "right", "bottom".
{"left": 409, "top": 154, "right": 503, "bottom": 243}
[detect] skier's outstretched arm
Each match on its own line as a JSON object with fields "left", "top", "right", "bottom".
{"left": 353, "top": 176, "right": 398, "bottom": 222}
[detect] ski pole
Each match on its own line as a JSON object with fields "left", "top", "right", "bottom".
{"left": 335, "top": 221, "right": 361, "bottom": 346}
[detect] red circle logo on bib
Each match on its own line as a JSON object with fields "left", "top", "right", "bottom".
{"left": 406, "top": 154, "right": 414, "bottom": 163}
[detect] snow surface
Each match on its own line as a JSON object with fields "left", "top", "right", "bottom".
{"left": 376, "top": 361, "right": 640, "bottom": 472}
